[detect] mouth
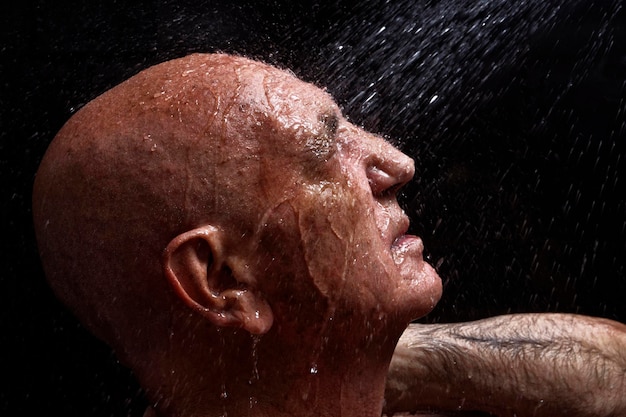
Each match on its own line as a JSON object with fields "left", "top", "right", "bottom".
{"left": 389, "top": 215, "right": 425, "bottom": 265}
{"left": 391, "top": 234, "right": 424, "bottom": 264}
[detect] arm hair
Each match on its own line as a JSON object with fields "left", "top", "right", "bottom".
{"left": 385, "top": 314, "right": 626, "bottom": 417}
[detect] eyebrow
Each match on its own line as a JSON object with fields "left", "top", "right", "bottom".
{"left": 304, "top": 111, "right": 339, "bottom": 161}
{"left": 319, "top": 111, "right": 338, "bottom": 140}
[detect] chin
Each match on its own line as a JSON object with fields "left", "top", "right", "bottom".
{"left": 391, "top": 234, "right": 442, "bottom": 304}
{"left": 393, "top": 255, "right": 443, "bottom": 322}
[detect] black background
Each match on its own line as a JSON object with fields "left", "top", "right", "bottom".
{"left": 2, "top": 1, "right": 625, "bottom": 415}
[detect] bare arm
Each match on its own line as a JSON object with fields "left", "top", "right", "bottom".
{"left": 385, "top": 314, "right": 626, "bottom": 417}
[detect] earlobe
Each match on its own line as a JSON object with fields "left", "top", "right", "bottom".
{"left": 227, "top": 256, "right": 274, "bottom": 334}
{"left": 226, "top": 289, "right": 274, "bottom": 335}
{"left": 162, "top": 226, "right": 273, "bottom": 334}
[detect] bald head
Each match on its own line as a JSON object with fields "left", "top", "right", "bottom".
{"left": 34, "top": 54, "right": 338, "bottom": 344}
{"left": 33, "top": 53, "right": 441, "bottom": 417}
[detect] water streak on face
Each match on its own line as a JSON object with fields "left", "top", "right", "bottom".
{"left": 233, "top": 64, "right": 442, "bottom": 347}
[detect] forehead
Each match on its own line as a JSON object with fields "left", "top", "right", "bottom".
{"left": 262, "top": 70, "right": 339, "bottom": 127}
{"left": 235, "top": 63, "right": 342, "bottom": 168}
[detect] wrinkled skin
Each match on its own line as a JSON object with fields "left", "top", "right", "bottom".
{"left": 251, "top": 67, "right": 442, "bottom": 351}
{"left": 33, "top": 54, "right": 441, "bottom": 417}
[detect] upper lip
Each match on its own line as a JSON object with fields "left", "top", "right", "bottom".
{"left": 390, "top": 214, "right": 410, "bottom": 248}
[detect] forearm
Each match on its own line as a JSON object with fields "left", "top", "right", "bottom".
{"left": 385, "top": 314, "right": 626, "bottom": 417}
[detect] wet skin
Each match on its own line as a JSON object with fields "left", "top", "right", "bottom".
{"left": 33, "top": 53, "right": 441, "bottom": 417}
{"left": 241, "top": 65, "right": 442, "bottom": 350}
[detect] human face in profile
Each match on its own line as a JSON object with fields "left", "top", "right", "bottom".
{"left": 239, "top": 67, "right": 442, "bottom": 341}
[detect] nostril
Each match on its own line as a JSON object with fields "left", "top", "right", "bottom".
{"left": 367, "top": 166, "right": 402, "bottom": 197}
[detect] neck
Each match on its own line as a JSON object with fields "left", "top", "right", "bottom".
{"left": 146, "top": 329, "right": 396, "bottom": 417}
{"left": 184, "top": 360, "right": 390, "bottom": 417}
{"left": 257, "top": 353, "right": 391, "bottom": 417}
{"left": 146, "top": 369, "right": 389, "bottom": 417}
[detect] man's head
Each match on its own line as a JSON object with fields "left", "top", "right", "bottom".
{"left": 33, "top": 53, "right": 441, "bottom": 416}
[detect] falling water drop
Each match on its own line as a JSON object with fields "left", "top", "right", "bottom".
{"left": 220, "top": 383, "right": 228, "bottom": 417}
{"left": 249, "top": 396, "right": 258, "bottom": 409}
{"left": 249, "top": 334, "right": 261, "bottom": 385}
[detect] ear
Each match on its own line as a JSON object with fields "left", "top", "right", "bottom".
{"left": 162, "top": 226, "right": 273, "bottom": 334}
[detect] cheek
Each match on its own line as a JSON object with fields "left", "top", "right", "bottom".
{"left": 298, "top": 184, "right": 396, "bottom": 308}
{"left": 254, "top": 178, "right": 398, "bottom": 323}
{"left": 296, "top": 184, "right": 356, "bottom": 299}
{"left": 253, "top": 195, "right": 341, "bottom": 303}
{"left": 260, "top": 182, "right": 364, "bottom": 296}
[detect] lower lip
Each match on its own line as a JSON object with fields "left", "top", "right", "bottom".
{"left": 391, "top": 235, "right": 424, "bottom": 265}
{"left": 392, "top": 234, "right": 423, "bottom": 249}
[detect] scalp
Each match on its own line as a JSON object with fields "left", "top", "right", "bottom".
{"left": 32, "top": 52, "right": 343, "bottom": 356}
{"left": 31, "top": 53, "right": 283, "bottom": 347}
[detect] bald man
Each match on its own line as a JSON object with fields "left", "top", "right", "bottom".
{"left": 33, "top": 53, "right": 626, "bottom": 417}
{"left": 33, "top": 53, "right": 441, "bottom": 417}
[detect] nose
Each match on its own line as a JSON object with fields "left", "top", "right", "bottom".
{"left": 366, "top": 141, "right": 415, "bottom": 197}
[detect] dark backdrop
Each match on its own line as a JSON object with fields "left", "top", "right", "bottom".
{"left": 2, "top": 1, "right": 625, "bottom": 415}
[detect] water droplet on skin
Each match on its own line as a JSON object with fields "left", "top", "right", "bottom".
{"left": 392, "top": 243, "right": 409, "bottom": 265}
